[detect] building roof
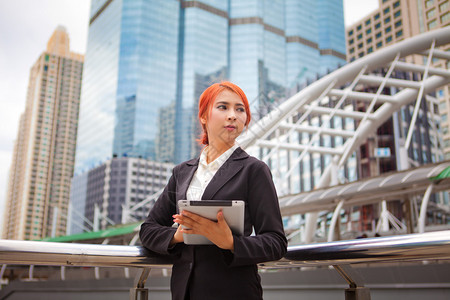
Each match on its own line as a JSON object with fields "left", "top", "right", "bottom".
{"left": 39, "top": 223, "right": 141, "bottom": 243}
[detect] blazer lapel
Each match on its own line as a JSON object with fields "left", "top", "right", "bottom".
{"left": 202, "top": 148, "right": 248, "bottom": 200}
{"left": 177, "top": 158, "right": 199, "bottom": 200}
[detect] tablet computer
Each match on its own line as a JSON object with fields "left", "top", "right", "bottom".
{"left": 177, "top": 200, "right": 245, "bottom": 245}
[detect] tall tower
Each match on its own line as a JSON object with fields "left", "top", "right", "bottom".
{"left": 74, "top": 0, "right": 180, "bottom": 173}
{"left": 2, "top": 26, "right": 83, "bottom": 240}
{"left": 74, "top": 0, "right": 347, "bottom": 171}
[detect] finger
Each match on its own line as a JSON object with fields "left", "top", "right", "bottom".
{"left": 173, "top": 214, "right": 185, "bottom": 224}
{"left": 183, "top": 212, "right": 215, "bottom": 230}
{"left": 180, "top": 226, "right": 197, "bottom": 235}
{"left": 173, "top": 213, "right": 195, "bottom": 224}
{"left": 217, "top": 211, "right": 228, "bottom": 225}
{"left": 180, "top": 226, "right": 192, "bottom": 232}
{"left": 181, "top": 211, "right": 204, "bottom": 222}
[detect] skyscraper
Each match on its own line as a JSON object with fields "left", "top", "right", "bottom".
{"left": 2, "top": 27, "right": 83, "bottom": 240}
{"left": 345, "top": 0, "right": 449, "bottom": 159}
{"left": 74, "top": 0, "right": 346, "bottom": 171}
{"left": 74, "top": 0, "right": 179, "bottom": 173}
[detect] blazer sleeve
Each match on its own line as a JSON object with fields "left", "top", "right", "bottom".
{"left": 227, "top": 160, "right": 288, "bottom": 267}
{"left": 139, "top": 169, "right": 181, "bottom": 255}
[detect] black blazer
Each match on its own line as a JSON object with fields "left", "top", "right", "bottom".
{"left": 140, "top": 147, "right": 287, "bottom": 300}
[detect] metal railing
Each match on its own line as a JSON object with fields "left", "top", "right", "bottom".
{"left": 1, "top": 230, "right": 450, "bottom": 299}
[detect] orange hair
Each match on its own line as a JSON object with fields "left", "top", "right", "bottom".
{"left": 198, "top": 81, "right": 251, "bottom": 145}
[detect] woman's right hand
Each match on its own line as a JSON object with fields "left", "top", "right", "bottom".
{"left": 169, "top": 222, "right": 184, "bottom": 246}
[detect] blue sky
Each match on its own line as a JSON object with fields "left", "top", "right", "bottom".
{"left": 0, "top": 0, "right": 379, "bottom": 235}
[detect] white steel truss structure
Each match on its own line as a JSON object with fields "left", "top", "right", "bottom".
{"left": 124, "top": 27, "right": 450, "bottom": 241}
{"left": 239, "top": 27, "right": 450, "bottom": 187}
{"left": 237, "top": 26, "right": 450, "bottom": 242}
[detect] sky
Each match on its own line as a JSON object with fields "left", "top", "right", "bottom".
{"left": 0, "top": 0, "right": 379, "bottom": 235}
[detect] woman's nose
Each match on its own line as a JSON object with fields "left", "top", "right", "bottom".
{"left": 228, "top": 113, "right": 237, "bottom": 120}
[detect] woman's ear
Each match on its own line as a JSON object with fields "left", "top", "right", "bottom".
{"left": 200, "top": 116, "right": 207, "bottom": 125}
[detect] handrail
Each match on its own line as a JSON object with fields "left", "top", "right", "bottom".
{"left": 271, "top": 229, "right": 450, "bottom": 268}
{"left": 0, "top": 240, "right": 173, "bottom": 268}
{"left": 1, "top": 230, "right": 450, "bottom": 269}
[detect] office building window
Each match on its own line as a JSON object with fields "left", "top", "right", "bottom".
{"left": 367, "top": 37, "right": 373, "bottom": 44}
{"left": 359, "top": 52, "right": 364, "bottom": 58}
{"left": 395, "top": 20, "right": 402, "bottom": 27}
{"left": 396, "top": 30, "right": 403, "bottom": 37}
{"left": 374, "top": 13, "right": 380, "bottom": 20}
{"left": 393, "top": 1, "right": 400, "bottom": 8}
{"left": 358, "top": 43, "right": 363, "bottom": 49}
{"left": 357, "top": 24, "right": 362, "bottom": 31}
{"left": 377, "top": 41, "right": 383, "bottom": 48}
{"left": 357, "top": 33, "right": 363, "bottom": 40}
{"left": 375, "top": 22, "right": 381, "bottom": 29}
{"left": 385, "top": 26, "right": 392, "bottom": 33}
{"left": 441, "top": 12, "right": 450, "bottom": 24}
{"left": 440, "top": 1, "right": 449, "bottom": 13}
{"left": 383, "top": 7, "right": 390, "bottom": 14}
{"left": 348, "top": 29, "right": 354, "bottom": 36}
{"left": 386, "top": 36, "right": 393, "bottom": 43}
{"left": 428, "top": 19, "right": 437, "bottom": 29}
{"left": 427, "top": 8, "right": 436, "bottom": 18}
{"left": 366, "top": 28, "right": 372, "bottom": 34}
{"left": 368, "top": 47, "right": 373, "bottom": 53}
{"left": 394, "top": 10, "right": 401, "bottom": 18}
{"left": 349, "top": 38, "right": 354, "bottom": 45}
{"left": 365, "top": 19, "right": 371, "bottom": 26}
{"left": 384, "top": 16, "right": 391, "bottom": 23}
{"left": 376, "top": 32, "right": 382, "bottom": 39}
{"left": 349, "top": 48, "right": 355, "bottom": 54}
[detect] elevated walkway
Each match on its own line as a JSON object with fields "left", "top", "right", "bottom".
{"left": 280, "top": 161, "right": 450, "bottom": 215}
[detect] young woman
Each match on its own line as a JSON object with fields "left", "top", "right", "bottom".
{"left": 140, "top": 81, "right": 287, "bottom": 300}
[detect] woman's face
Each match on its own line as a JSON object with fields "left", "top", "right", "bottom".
{"left": 201, "top": 89, "right": 247, "bottom": 147}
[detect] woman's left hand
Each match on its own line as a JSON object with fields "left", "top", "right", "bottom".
{"left": 173, "top": 210, "right": 234, "bottom": 251}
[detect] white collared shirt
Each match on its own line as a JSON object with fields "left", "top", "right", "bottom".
{"left": 186, "top": 144, "right": 239, "bottom": 200}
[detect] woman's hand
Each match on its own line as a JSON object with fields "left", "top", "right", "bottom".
{"left": 169, "top": 223, "right": 184, "bottom": 246}
{"left": 173, "top": 210, "right": 234, "bottom": 251}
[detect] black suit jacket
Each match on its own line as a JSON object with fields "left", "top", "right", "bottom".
{"left": 140, "top": 147, "right": 287, "bottom": 300}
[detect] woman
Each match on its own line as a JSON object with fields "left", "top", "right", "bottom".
{"left": 139, "top": 81, "right": 287, "bottom": 300}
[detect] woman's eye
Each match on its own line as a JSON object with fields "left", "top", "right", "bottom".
{"left": 217, "top": 105, "right": 227, "bottom": 110}
{"left": 237, "top": 108, "right": 246, "bottom": 113}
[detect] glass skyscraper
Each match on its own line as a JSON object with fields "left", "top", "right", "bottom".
{"left": 75, "top": 0, "right": 346, "bottom": 171}
{"left": 75, "top": 0, "right": 179, "bottom": 173}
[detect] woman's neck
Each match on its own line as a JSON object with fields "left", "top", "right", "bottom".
{"left": 206, "top": 141, "right": 234, "bottom": 164}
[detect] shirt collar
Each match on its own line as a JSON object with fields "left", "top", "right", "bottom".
{"left": 200, "top": 144, "right": 239, "bottom": 168}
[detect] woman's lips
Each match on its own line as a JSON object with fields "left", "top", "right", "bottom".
{"left": 224, "top": 125, "right": 236, "bottom": 131}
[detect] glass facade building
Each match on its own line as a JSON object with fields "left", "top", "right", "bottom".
{"left": 75, "top": 0, "right": 346, "bottom": 171}
{"left": 75, "top": 0, "right": 179, "bottom": 172}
